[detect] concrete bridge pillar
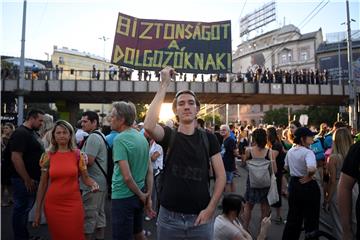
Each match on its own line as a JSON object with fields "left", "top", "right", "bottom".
{"left": 55, "top": 100, "right": 79, "bottom": 127}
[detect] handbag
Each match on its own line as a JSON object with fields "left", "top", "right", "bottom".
{"left": 267, "top": 151, "right": 279, "bottom": 205}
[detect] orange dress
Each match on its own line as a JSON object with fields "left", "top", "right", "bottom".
{"left": 39, "top": 150, "right": 87, "bottom": 240}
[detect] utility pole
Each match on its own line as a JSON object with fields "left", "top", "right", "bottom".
{"left": 17, "top": 0, "right": 27, "bottom": 126}
{"left": 346, "top": 0, "right": 357, "bottom": 131}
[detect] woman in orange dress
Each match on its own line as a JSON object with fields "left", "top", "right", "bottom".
{"left": 32, "top": 120, "right": 99, "bottom": 240}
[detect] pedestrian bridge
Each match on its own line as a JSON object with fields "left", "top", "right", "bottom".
{"left": 1, "top": 78, "right": 351, "bottom": 105}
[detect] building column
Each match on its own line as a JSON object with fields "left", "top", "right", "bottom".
{"left": 56, "top": 100, "right": 80, "bottom": 126}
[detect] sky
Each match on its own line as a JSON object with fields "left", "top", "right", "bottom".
{"left": 1, "top": 0, "right": 360, "bottom": 62}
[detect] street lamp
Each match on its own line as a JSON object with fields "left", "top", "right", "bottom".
{"left": 98, "top": 36, "right": 109, "bottom": 125}
{"left": 98, "top": 36, "right": 110, "bottom": 80}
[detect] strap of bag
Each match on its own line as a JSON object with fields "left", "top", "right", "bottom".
{"left": 84, "top": 131, "right": 108, "bottom": 179}
{"left": 163, "top": 128, "right": 177, "bottom": 169}
{"left": 268, "top": 148, "right": 275, "bottom": 176}
{"left": 199, "top": 129, "right": 213, "bottom": 186}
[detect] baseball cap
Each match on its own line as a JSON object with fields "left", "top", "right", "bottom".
{"left": 294, "top": 127, "right": 316, "bottom": 139}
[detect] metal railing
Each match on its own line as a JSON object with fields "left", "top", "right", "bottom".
{"left": 1, "top": 68, "right": 350, "bottom": 86}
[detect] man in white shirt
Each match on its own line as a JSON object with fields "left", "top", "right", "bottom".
{"left": 149, "top": 138, "right": 163, "bottom": 213}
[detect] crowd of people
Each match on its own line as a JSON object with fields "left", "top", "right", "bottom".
{"left": 237, "top": 66, "right": 330, "bottom": 84}
{"left": 2, "top": 61, "right": 332, "bottom": 85}
{"left": 1, "top": 66, "right": 360, "bottom": 240}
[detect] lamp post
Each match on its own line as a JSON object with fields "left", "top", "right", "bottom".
{"left": 345, "top": 0, "right": 357, "bottom": 131}
{"left": 17, "top": 0, "right": 27, "bottom": 126}
{"left": 98, "top": 36, "right": 109, "bottom": 125}
{"left": 98, "top": 36, "right": 110, "bottom": 80}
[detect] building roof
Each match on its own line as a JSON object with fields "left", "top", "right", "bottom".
{"left": 300, "top": 30, "right": 319, "bottom": 40}
{"left": 1, "top": 55, "right": 52, "bottom": 68}
{"left": 237, "top": 24, "right": 301, "bottom": 47}
{"left": 53, "top": 46, "right": 105, "bottom": 62}
{"left": 317, "top": 40, "right": 360, "bottom": 53}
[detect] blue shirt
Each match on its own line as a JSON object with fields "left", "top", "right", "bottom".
{"left": 106, "top": 130, "right": 120, "bottom": 148}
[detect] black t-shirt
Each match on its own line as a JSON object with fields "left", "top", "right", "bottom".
{"left": 158, "top": 126, "right": 220, "bottom": 214}
{"left": 214, "top": 132, "right": 223, "bottom": 146}
{"left": 221, "top": 137, "right": 236, "bottom": 172}
{"left": 341, "top": 142, "right": 360, "bottom": 237}
{"left": 9, "top": 125, "right": 44, "bottom": 181}
{"left": 272, "top": 142, "right": 286, "bottom": 174}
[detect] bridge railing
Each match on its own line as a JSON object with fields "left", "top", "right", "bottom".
{"left": 1, "top": 68, "right": 351, "bottom": 85}
{"left": 1, "top": 77, "right": 349, "bottom": 97}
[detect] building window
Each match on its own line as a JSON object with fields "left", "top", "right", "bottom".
{"left": 281, "top": 54, "right": 287, "bottom": 64}
{"left": 300, "top": 49, "right": 309, "bottom": 61}
{"left": 288, "top": 53, "right": 292, "bottom": 62}
{"left": 59, "top": 56, "right": 64, "bottom": 64}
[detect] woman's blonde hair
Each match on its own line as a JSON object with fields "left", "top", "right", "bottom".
{"left": 332, "top": 127, "right": 353, "bottom": 164}
{"left": 49, "top": 120, "right": 77, "bottom": 153}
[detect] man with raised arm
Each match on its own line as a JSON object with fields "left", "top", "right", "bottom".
{"left": 144, "top": 66, "right": 226, "bottom": 240}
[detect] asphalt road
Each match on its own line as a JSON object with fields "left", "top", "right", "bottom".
{"left": 2, "top": 160, "right": 335, "bottom": 240}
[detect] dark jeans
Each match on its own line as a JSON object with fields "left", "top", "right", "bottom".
{"left": 111, "top": 195, "right": 144, "bottom": 240}
{"left": 11, "top": 177, "right": 37, "bottom": 240}
{"left": 282, "top": 177, "right": 320, "bottom": 240}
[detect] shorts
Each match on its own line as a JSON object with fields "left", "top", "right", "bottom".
{"left": 226, "top": 171, "right": 234, "bottom": 184}
{"left": 82, "top": 191, "right": 107, "bottom": 234}
{"left": 112, "top": 194, "right": 144, "bottom": 240}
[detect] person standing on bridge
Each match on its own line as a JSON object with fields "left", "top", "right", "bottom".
{"left": 144, "top": 66, "right": 226, "bottom": 240}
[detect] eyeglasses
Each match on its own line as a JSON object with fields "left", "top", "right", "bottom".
{"left": 175, "top": 90, "right": 196, "bottom": 99}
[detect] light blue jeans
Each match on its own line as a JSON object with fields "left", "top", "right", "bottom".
{"left": 157, "top": 206, "right": 214, "bottom": 240}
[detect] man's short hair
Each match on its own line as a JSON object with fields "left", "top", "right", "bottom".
{"left": 82, "top": 111, "right": 99, "bottom": 128}
{"left": 220, "top": 124, "right": 230, "bottom": 133}
{"left": 26, "top": 109, "right": 45, "bottom": 120}
{"left": 112, "top": 101, "right": 137, "bottom": 127}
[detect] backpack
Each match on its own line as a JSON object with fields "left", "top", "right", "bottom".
{"left": 310, "top": 138, "right": 325, "bottom": 161}
{"left": 247, "top": 149, "right": 271, "bottom": 188}
{"left": 85, "top": 131, "right": 113, "bottom": 198}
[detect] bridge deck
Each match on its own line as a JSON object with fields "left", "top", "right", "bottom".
{"left": 1, "top": 79, "right": 349, "bottom": 105}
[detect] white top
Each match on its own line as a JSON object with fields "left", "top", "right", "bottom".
{"left": 284, "top": 146, "right": 316, "bottom": 177}
{"left": 150, "top": 141, "right": 163, "bottom": 172}
{"left": 214, "top": 215, "right": 252, "bottom": 240}
{"left": 75, "top": 129, "right": 89, "bottom": 144}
